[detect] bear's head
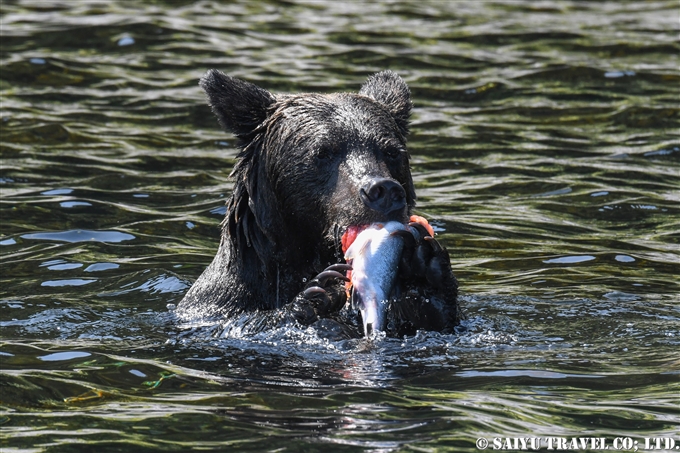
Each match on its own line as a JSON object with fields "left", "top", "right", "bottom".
{"left": 200, "top": 70, "right": 417, "bottom": 274}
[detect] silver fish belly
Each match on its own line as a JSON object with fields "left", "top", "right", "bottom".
{"left": 344, "top": 221, "right": 410, "bottom": 337}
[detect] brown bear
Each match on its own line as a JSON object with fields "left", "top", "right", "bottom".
{"left": 177, "top": 70, "right": 460, "bottom": 338}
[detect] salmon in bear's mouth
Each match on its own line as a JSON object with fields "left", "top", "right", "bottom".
{"left": 341, "top": 215, "right": 434, "bottom": 254}
{"left": 341, "top": 224, "right": 369, "bottom": 255}
{"left": 340, "top": 216, "right": 436, "bottom": 337}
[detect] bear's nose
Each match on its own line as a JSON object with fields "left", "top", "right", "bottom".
{"left": 360, "top": 177, "right": 406, "bottom": 215}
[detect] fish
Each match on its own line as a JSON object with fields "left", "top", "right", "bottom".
{"left": 343, "top": 221, "right": 411, "bottom": 337}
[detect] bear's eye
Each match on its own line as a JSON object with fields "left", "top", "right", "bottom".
{"left": 384, "top": 146, "right": 404, "bottom": 159}
{"left": 315, "top": 145, "right": 335, "bottom": 161}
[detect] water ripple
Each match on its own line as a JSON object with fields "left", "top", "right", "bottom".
{"left": 1, "top": 0, "right": 679, "bottom": 451}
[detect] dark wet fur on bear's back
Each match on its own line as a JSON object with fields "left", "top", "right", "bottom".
{"left": 178, "top": 70, "right": 460, "bottom": 337}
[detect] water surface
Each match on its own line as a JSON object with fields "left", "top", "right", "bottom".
{"left": 1, "top": 1, "right": 679, "bottom": 451}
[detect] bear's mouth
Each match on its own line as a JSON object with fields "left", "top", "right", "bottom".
{"left": 340, "top": 224, "right": 369, "bottom": 254}
{"left": 332, "top": 214, "right": 423, "bottom": 268}
{"left": 332, "top": 223, "right": 366, "bottom": 264}
{"left": 335, "top": 215, "right": 435, "bottom": 259}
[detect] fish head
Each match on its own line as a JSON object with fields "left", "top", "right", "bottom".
{"left": 351, "top": 286, "right": 386, "bottom": 338}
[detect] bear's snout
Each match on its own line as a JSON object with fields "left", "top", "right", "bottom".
{"left": 360, "top": 177, "right": 406, "bottom": 216}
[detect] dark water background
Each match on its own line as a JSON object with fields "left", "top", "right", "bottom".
{"left": 1, "top": 1, "right": 679, "bottom": 451}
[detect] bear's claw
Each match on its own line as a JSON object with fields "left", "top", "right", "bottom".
{"left": 311, "top": 270, "right": 350, "bottom": 287}
{"left": 303, "top": 286, "right": 329, "bottom": 298}
{"left": 324, "top": 263, "right": 353, "bottom": 273}
{"left": 291, "top": 263, "right": 351, "bottom": 323}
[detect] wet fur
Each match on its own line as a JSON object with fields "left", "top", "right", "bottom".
{"left": 178, "top": 70, "right": 459, "bottom": 337}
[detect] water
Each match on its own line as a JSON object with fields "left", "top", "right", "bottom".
{"left": 1, "top": 1, "right": 679, "bottom": 451}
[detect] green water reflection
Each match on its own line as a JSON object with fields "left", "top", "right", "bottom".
{"left": 1, "top": 0, "right": 679, "bottom": 451}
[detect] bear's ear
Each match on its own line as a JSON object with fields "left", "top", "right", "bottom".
{"left": 199, "top": 69, "right": 276, "bottom": 138}
{"left": 359, "top": 70, "right": 412, "bottom": 136}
